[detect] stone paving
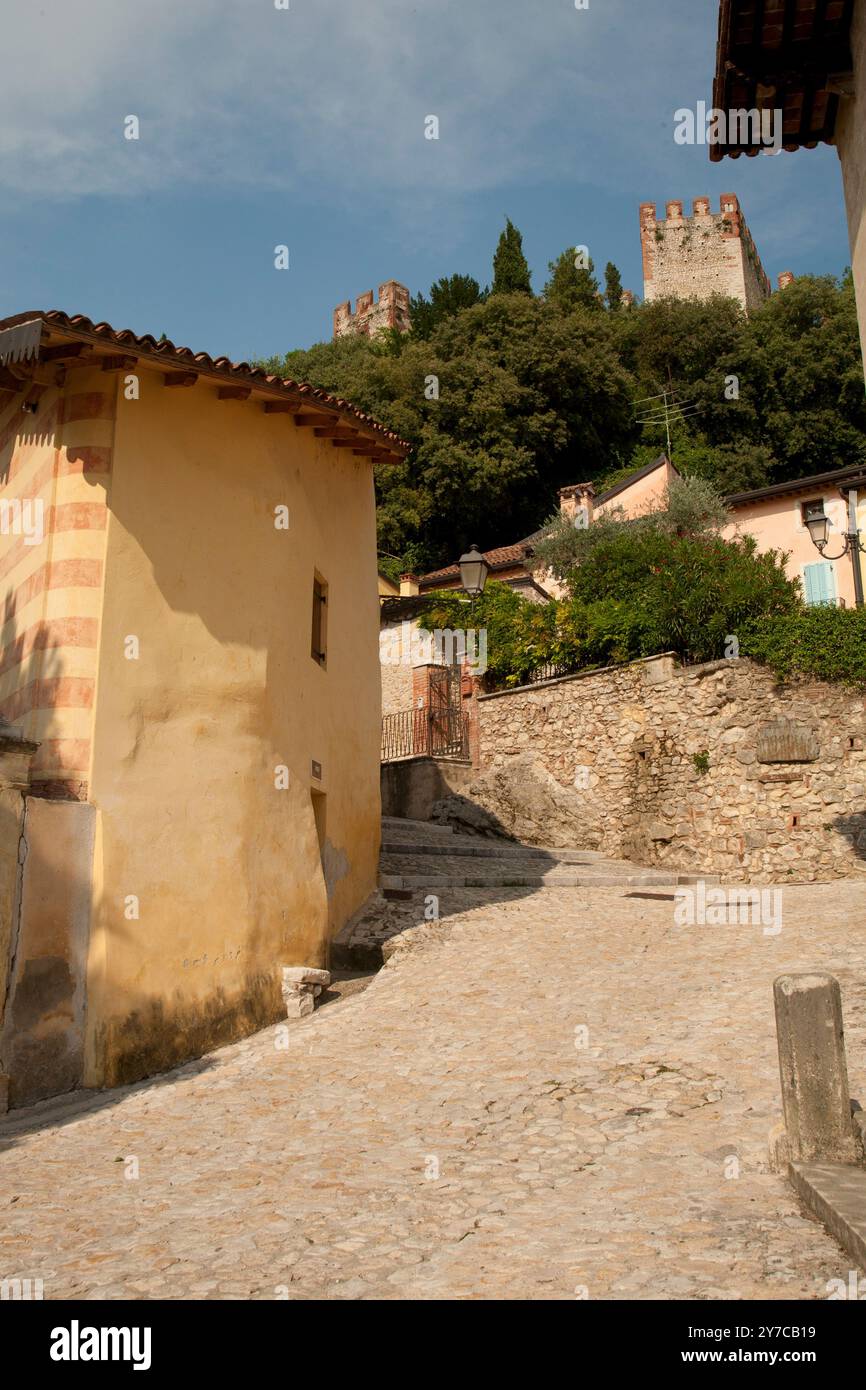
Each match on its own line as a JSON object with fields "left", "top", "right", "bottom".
{"left": 2, "top": 880, "right": 866, "bottom": 1300}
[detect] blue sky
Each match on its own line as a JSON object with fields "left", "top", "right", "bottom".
{"left": 0, "top": 0, "right": 851, "bottom": 363}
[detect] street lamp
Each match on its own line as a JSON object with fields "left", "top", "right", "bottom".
{"left": 458, "top": 543, "right": 489, "bottom": 598}
{"left": 805, "top": 485, "right": 866, "bottom": 608}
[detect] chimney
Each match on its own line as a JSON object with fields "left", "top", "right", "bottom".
{"left": 778, "top": 270, "right": 795, "bottom": 290}
{"left": 400, "top": 572, "right": 420, "bottom": 597}
{"left": 558, "top": 482, "right": 596, "bottom": 528}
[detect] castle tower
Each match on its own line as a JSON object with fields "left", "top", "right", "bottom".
{"left": 639, "top": 195, "right": 771, "bottom": 313}
{"left": 333, "top": 280, "right": 411, "bottom": 340}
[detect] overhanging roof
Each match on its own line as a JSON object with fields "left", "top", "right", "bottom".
{"left": 711, "top": 0, "right": 856, "bottom": 161}
{"left": 726, "top": 463, "right": 866, "bottom": 506}
{"left": 0, "top": 310, "right": 409, "bottom": 462}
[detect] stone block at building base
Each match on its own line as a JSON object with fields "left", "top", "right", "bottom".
{"left": 281, "top": 966, "right": 331, "bottom": 1020}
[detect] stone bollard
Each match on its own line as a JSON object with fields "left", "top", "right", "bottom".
{"left": 773, "top": 973, "right": 859, "bottom": 1165}
{"left": 281, "top": 966, "right": 330, "bottom": 1020}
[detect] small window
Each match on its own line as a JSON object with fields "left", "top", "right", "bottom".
{"left": 311, "top": 574, "right": 328, "bottom": 667}
{"left": 801, "top": 498, "right": 824, "bottom": 527}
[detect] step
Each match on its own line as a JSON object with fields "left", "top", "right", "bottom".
{"left": 381, "top": 817, "right": 457, "bottom": 841}
{"left": 381, "top": 841, "right": 611, "bottom": 864}
{"left": 380, "top": 870, "right": 716, "bottom": 890}
{"left": 381, "top": 851, "right": 656, "bottom": 876}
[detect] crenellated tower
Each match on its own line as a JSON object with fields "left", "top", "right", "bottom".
{"left": 639, "top": 195, "right": 771, "bottom": 313}
{"left": 333, "top": 281, "right": 411, "bottom": 340}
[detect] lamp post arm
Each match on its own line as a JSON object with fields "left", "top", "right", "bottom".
{"left": 814, "top": 541, "right": 850, "bottom": 562}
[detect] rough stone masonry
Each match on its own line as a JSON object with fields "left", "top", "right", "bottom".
{"left": 640, "top": 195, "right": 772, "bottom": 312}
{"left": 471, "top": 655, "right": 866, "bottom": 883}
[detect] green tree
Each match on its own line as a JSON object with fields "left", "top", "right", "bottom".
{"left": 604, "top": 261, "right": 624, "bottom": 311}
{"left": 544, "top": 248, "right": 600, "bottom": 312}
{"left": 410, "top": 274, "right": 487, "bottom": 340}
{"left": 256, "top": 265, "right": 866, "bottom": 573}
{"left": 532, "top": 475, "right": 730, "bottom": 588}
{"left": 492, "top": 219, "right": 532, "bottom": 296}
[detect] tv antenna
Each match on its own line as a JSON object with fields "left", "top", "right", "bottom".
{"left": 633, "top": 388, "right": 702, "bottom": 461}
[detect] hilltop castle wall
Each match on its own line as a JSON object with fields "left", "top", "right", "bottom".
{"left": 333, "top": 281, "right": 411, "bottom": 339}
{"left": 640, "top": 195, "right": 771, "bottom": 313}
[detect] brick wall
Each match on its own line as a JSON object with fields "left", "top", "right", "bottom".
{"left": 0, "top": 372, "right": 114, "bottom": 799}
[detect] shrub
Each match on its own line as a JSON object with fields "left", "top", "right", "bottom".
{"left": 741, "top": 605, "right": 866, "bottom": 686}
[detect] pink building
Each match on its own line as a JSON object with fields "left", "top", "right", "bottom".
{"left": 418, "top": 454, "right": 680, "bottom": 601}
{"left": 726, "top": 467, "right": 866, "bottom": 608}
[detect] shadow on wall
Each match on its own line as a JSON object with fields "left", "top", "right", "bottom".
{"left": 0, "top": 393, "right": 60, "bottom": 485}
{"left": 0, "top": 603, "right": 97, "bottom": 1113}
{"left": 832, "top": 810, "right": 866, "bottom": 862}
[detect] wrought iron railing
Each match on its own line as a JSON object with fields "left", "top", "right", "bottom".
{"left": 381, "top": 706, "right": 469, "bottom": 762}
{"left": 523, "top": 659, "right": 580, "bottom": 685}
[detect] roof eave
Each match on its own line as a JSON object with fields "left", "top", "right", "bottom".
{"left": 0, "top": 311, "right": 410, "bottom": 461}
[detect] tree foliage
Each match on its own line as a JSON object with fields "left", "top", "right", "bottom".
{"left": 409, "top": 274, "right": 487, "bottom": 340}
{"left": 741, "top": 605, "right": 866, "bottom": 686}
{"left": 420, "top": 521, "right": 801, "bottom": 687}
{"left": 492, "top": 218, "right": 532, "bottom": 296}
{"left": 532, "top": 476, "right": 731, "bottom": 587}
{"left": 543, "top": 248, "right": 601, "bottom": 313}
{"left": 604, "top": 261, "right": 624, "bottom": 311}
{"left": 257, "top": 215, "right": 865, "bottom": 575}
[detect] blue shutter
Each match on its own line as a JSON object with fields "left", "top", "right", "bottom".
{"left": 803, "top": 561, "right": 836, "bottom": 606}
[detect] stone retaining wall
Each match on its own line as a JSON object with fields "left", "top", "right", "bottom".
{"left": 475, "top": 656, "right": 866, "bottom": 883}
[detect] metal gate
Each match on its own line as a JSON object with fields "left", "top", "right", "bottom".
{"left": 381, "top": 666, "right": 468, "bottom": 762}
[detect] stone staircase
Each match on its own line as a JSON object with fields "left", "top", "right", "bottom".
{"left": 331, "top": 817, "right": 717, "bottom": 969}
{"left": 379, "top": 816, "right": 712, "bottom": 891}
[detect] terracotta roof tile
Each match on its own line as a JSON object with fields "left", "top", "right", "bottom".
{"left": 711, "top": 0, "right": 854, "bottom": 161}
{"left": 0, "top": 310, "right": 410, "bottom": 456}
{"left": 420, "top": 539, "right": 538, "bottom": 586}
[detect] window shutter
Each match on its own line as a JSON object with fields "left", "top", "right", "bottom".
{"left": 803, "top": 561, "right": 835, "bottom": 606}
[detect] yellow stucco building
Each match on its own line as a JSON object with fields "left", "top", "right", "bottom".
{"left": 0, "top": 309, "right": 407, "bottom": 1105}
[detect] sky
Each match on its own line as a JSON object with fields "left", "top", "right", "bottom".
{"left": 0, "top": 0, "right": 852, "bottom": 363}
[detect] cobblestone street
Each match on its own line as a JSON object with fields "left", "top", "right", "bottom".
{"left": 2, "top": 882, "right": 866, "bottom": 1301}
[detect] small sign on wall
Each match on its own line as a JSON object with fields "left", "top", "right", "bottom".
{"left": 311, "top": 760, "right": 322, "bottom": 781}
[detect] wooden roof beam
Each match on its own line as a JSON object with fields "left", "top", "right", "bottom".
{"left": 100, "top": 354, "right": 138, "bottom": 372}
{"left": 292, "top": 411, "right": 334, "bottom": 427}
{"left": 217, "top": 385, "right": 252, "bottom": 401}
{"left": 163, "top": 371, "right": 198, "bottom": 388}
{"left": 40, "top": 341, "right": 88, "bottom": 363}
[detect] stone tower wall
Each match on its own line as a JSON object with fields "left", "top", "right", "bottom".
{"left": 333, "top": 281, "right": 411, "bottom": 340}
{"left": 640, "top": 195, "right": 771, "bottom": 313}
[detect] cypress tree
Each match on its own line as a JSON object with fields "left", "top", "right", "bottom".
{"left": 492, "top": 219, "right": 532, "bottom": 295}
{"left": 605, "top": 262, "right": 624, "bottom": 311}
